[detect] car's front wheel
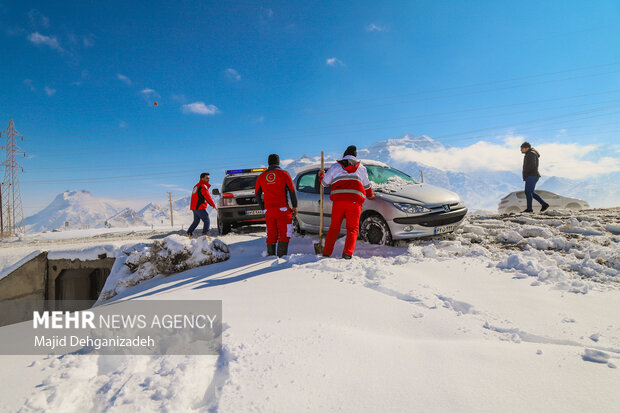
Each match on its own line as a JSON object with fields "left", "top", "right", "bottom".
{"left": 360, "top": 214, "right": 392, "bottom": 246}
{"left": 217, "top": 219, "right": 231, "bottom": 235}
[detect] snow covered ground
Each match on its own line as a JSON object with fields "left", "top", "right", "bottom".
{"left": 1, "top": 209, "right": 618, "bottom": 412}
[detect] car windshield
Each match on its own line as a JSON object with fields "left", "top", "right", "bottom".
{"left": 366, "top": 165, "right": 417, "bottom": 191}
{"left": 222, "top": 175, "right": 259, "bottom": 192}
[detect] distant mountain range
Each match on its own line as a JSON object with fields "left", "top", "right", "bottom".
{"left": 25, "top": 135, "right": 619, "bottom": 232}
{"left": 284, "top": 134, "right": 620, "bottom": 211}
{"left": 24, "top": 191, "right": 194, "bottom": 232}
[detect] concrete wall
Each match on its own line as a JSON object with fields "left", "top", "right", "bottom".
{"left": 0, "top": 252, "right": 48, "bottom": 300}
{"left": 47, "top": 256, "right": 115, "bottom": 301}
{"left": 0, "top": 253, "right": 115, "bottom": 302}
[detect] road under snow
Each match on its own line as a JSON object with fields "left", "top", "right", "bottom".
{"left": 1, "top": 209, "right": 619, "bottom": 412}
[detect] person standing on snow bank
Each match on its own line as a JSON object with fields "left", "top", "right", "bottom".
{"left": 520, "top": 142, "right": 549, "bottom": 213}
{"left": 320, "top": 145, "right": 374, "bottom": 259}
{"left": 255, "top": 154, "right": 298, "bottom": 257}
{"left": 187, "top": 172, "right": 217, "bottom": 237}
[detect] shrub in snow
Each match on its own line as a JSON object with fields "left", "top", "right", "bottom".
{"left": 98, "top": 235, "right": 230, "bottom": 302}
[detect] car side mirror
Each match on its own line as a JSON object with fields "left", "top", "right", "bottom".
{"left": 212, "top": 188, "right": 220, "bottom": 196}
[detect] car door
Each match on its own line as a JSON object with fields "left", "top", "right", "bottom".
{"left": 295, "top": 169, "right": 334, "bottom": 232}
{"left": 537, "top": 190, "right": 562, "bottom": 208}
{"left": 296, "top": 170, "right": 321, "bottom": 230}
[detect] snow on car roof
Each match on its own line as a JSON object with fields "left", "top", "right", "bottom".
{"left": 293, "top": 158, "right": 389, "bottom": 175}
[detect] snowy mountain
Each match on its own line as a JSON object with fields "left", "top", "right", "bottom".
{"left": 106, "top": 208, "right": 148, "bottom": 228}
{"left": 25, "top": 191, "right": 197, "bottom": 232}
{"left": 286, "top": 134, "right": 618, "bottom": 211}
{"left": 24, "top": 136, "right": 618, "bottom": 232}
{"left": 24, "top": 190, "right": 121, "bottom": 232}
{"left": 371, "top": 135, "right": 619, "bottom": 210}
{"left": 138, "top": 202, "right": 171, "bottom": 225}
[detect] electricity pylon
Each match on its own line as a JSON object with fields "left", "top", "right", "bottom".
{"left": 1, "top": 119, "right": 25, "bottom": 237}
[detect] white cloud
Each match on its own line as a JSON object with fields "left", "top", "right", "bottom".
{"left": 225, "top": 68, "right": 241, "bottom": 81}
{"left": 23, "top": 79, "right": 35, "bottom": 91}
{"left": 28, "top": 10, "right": 50, "bottom": 29}
{"left": 365, "top": 23, "right": 386, "bottom": 32}
{"left": 44, "top": 86, "right": 56, "bottom": 96}
{"left": 326, "top": 57, "right": 344, "bottom": 67}
{"left": 182, "top": 102, "right": 219, "bottom": 115}
{"left": 83, "top": 35, "right": 94, "bottom": 47}
{"left": 388, "top": 136, "right": 620, "bottom": 180}
{"left": 261, "top": 7, "right": 274, "bottom": 19}
{"left": 141, "top": 88, "right": 155, "bottom": 95}
{"left": 156, "top": 184, "right": 191, "bottom": 193}
{"left": 171, "top": 93, "right": 187, "bottom": 103}
{"left": 28, "top": 32, "right": 63, "bottom": 52}
{"left": 6, "top": 27, "right": 25, "bottom": 36}
{"left": 117, "top": 73, "right": 132, "bottom": 86}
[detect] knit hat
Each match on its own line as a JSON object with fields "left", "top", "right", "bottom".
{"left": 343, "top": 145, "right": 357, "bottom": 157}
{"left": 268, "top": 153, "right": 280, "bottom": 166}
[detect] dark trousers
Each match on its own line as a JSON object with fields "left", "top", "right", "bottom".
{"left": 524, "top": 176, "right": 546, "bottom": 210}
{"left": 188, "top": 209, "right": 210, "bottom": 235}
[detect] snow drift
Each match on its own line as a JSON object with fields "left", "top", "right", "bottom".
{"left": 98, "top": 234, "right": 230, "bottom": 302}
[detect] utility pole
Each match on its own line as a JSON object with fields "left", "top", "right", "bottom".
{"left": 1, "top": 120, "right": 25, "bottom": 237}
{"left": 168, "top": 192, "right": 174, "bottom": 227}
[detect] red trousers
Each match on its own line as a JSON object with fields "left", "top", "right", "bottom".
{"left": 323, "top": 200, "right": 362, "bottom": 257}
{"left": 266, "top": 207, "right": 293, "bottom": 244}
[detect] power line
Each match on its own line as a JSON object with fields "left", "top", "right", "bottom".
{"left": 26, "top": 61, "right": 620, "bottom": 139}
{"left": 28, "top": 92, "right": 620, "bottom": 159}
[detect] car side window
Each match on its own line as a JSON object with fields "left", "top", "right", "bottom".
{"left": 297, "top": 171, "right": 318, "bottom": 193}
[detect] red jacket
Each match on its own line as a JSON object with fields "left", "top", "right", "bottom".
{"left": 321, "top": 156, "right": 374, "bottom": 203}
{"left": 190, "top": 181, "right": 215, "bottom": 210}
{"left": 255, "top": 167, "right": 298, "bottom": 210}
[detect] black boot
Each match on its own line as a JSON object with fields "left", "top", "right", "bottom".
{"left": 267, "top": 244, "right": 276, "bottom": 256}
{"left": 342, "top": 253, "right": 352, "bottom": 260}
{"left": 277, "top": 242, "right": 289, "bottom": 257}
{"left": 540, "top": 203, "right": 549, "bottom": 212}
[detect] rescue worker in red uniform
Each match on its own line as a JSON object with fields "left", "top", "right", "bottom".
{"left": 187, "top": 172, "right": 217, "bottom": 237}
{"left": 320, "top": 145, "right": 374, "bottom": 259}
{"left": 255, "top": 154, "right": 298, "bottom": 257}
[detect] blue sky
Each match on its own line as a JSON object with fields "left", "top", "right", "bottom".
{"left": 1, "top": 0, "right": 620, "bottom": 215}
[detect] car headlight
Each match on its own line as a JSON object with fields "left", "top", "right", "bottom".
{"left": 221, "top": 198, "right": 236, "bottom": 207}
{"left": 392, "top": 203, "right": 431, "bottom": 214}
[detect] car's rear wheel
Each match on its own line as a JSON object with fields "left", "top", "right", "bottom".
{"left": 360, "top": 214, "right": 392, "bottom": 246}
{"left": 217, "top": 219, "right": 231, "bottom": 235}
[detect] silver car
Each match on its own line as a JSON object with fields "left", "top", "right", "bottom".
{"left": 293, "top": 160, "right": 467, "bottom": 245}
{"left": 498, "top": 190, "right": 589, "bottom": 214}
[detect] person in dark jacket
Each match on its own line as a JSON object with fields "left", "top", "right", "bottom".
{"left": 255, "top": 154, "right": 298, "bottom": 257}
{"left": 521, "top": 142, "right": 549, "bottom": 213}
{"left": 187, "top": 172, "right": 217, "bottom": 237}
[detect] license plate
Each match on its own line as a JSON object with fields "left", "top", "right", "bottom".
{"left": 434, "top": 225, "right": 455, "bottom": 235}
{"left": 245, "top": 210, "right": 263, "bottom": 216}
